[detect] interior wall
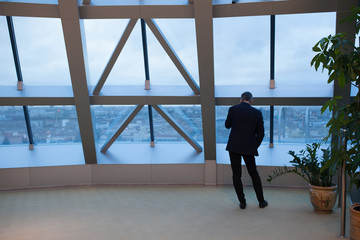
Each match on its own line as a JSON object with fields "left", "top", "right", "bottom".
{"left": 0, "top": 164, "right": 309, "bottom": 190}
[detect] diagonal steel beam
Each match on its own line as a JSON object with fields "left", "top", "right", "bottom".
{"left": 93, "top": 19, "right": 138, "bottom": 95}
{"left": 144, "top": 18, "right": 200, "bottom": 95}
{"left": 101, "top": 105, "right": 144, "bottom": 153}
{"left": 152, "top": 105, "right": 202, "bottom": 152}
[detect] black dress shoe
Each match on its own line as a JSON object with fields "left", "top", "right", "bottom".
{"left": 259, "top": 200, "right": 268, "bottom": 208}
{"left": 239, "top": 202, "right": 246, "bottom": 209}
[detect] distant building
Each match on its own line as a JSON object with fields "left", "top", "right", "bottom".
{"left": 3, "top": 132, "right": 25, "bottom": 144}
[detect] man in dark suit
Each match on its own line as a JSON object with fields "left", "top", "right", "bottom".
{"left": 225, "top": 91, "right": 268, "bottom": 209}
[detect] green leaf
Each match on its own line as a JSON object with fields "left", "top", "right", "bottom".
{"left": 315, "top": 60, "right": 320, "bottom": 71}
{"left": 328, "top": 72, "right": 337, "bottom": 83}
{"left": 313, "top": 46, "right": 321, "bottom": 52}
{"left": 311, "top": 54, "right": 319, "bottom": 66}
{"left": 338, "top": 71, "right": 346, "bottom": 87}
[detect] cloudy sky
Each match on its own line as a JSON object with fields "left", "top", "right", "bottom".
{"left": 0, "top": 11, "right": 335, "bottom": 91}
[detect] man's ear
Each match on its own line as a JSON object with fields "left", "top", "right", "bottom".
{"left": 250, "top": 100, "right": 253, "bottom": 105}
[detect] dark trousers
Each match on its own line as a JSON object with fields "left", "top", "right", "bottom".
{"left": 229, "top": 152, "right": 264, "bottom": 203}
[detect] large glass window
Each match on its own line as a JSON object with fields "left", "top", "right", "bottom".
{"left": 93, "top": 105, "right": 202, "bottom": 144}
{"left": 84, "top": 19, "right": 144, "bottom": 87}
{"left": 274, "top": 106, "right": 331, "bottom": 144}
{"left": 275, "top": 13, "right": 336, "bottom": 88}
{"left": 153, "top": 105, "right": 202, "bottom": 142}
{"left": 148, "top": 19, "right": 199, "bottom": 86}
{"left": 28, "top": 106, "right": 81, "bottom": 144}
{"left": 0, "top": 17, "right": 17, "bottom": 86}
{"left": 216, "top": 106, "right": 230, "bottom": 144}
{"left": 84, "top": 19, "right": 198, "bottom": 88}
{"left": 93, "top": 105, "right": 150, "bottom": 143}
{"left": 214, "top": 16, "right": 270, "bottom": 85}
{"left": 12, "top": 17, "right": 71, "bottom": 86}
{"left": 216, "top": 105, "right": 330, "bottom": 166}
{"left": 216, "top": 105, "right": 270, "bottom": 143}
{"left": 0, "top": 106, "right": 28, "bottom": 146}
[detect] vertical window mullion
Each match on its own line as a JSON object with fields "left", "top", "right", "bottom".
{"left": 269, "top": 15, "right": 275, "bottom": 148}
{"left": 141, "top": 19, "right": 155, "bottom": 146}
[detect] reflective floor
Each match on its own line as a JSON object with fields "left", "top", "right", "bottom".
{"left": 0, "top": 186, "right": 349, "bottom": 240}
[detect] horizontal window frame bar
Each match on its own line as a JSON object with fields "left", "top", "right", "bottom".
{"left": 0, "top": 0, "right": 337, "bottom": 19}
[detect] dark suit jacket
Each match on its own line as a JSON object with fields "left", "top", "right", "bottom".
{"left": 225, "top": 102, "right": 264, "bottom": 156}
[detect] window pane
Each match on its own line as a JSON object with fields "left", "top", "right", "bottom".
{"left": 0, "top": 106, "right": 27, "bottom": 146}
{"left": 275, "top": 13, "right": 336, "bottom": 88}
{"left": 85, "top": 19, "right": 198, "bottom": 87}
{"left": 216, "top": 106, "right": 230, "bottom": 144}
{"left": 148, "top": 19, "right": 199, "bottom": 86}
{"left": 93, "top": 105, "right": 150, "bottom": 143}
{"left": 0, "top": 17, "right": 17, "bottom": 86}
{"left": 274, "top": 106, "right": 331, "bottom": 143}
{"left": 216, "top": 105, "right": 270, "bottom": 143}
{"left": 12, "top": 17, "right": 71, "bottom": 86}
{"left": 153, "top": 105, "right": 202, "bottom": 142}
{"left": 28, "top": 106, "right": 81, "bottom": 144}
{"left": 84, "top": 20, "right": 145, "bottom": 86}
{"left": 93, "top": 105, "right": 202, "bottom": 144}
{"left": 214, "top": 16, "right": 270, "bottom": 85}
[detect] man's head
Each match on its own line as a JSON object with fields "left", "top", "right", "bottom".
{"left": 241, "top": 91, "right": 253, "bottom": 104}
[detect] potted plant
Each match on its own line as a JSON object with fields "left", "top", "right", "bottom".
{"left": 311, "top": 6, "right": 360, "bottom": 239}
{"left": 267, "top": 143, "right": 337, "bottom": 213}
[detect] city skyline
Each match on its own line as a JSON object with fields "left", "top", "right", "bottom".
{"left": 1, "top": 105, "right": 330, "bottom": 146}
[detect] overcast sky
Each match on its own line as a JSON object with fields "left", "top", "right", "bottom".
{"left": 0, "top": 12, "right": 335, "bottom": 90}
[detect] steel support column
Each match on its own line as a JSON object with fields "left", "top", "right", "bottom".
{"left": 58, "top": 0, "right": 97, "bottom": 164}
{"left": 270, "top": 105, "right": 274, "bottom": 146}
{"left": 6, "top": 16, "right": 23, "bottom": 90}
{"left": 194, "top": 0, "right": 215, "bottom": 160}
{"left": 141, "top": 18, "right": 155, "bottom": 146}
{"left": 6, "top": 16, "right": 34, "bottom": 149}
{"left": 269, "top": 15, "right": 275, "bottom": 148}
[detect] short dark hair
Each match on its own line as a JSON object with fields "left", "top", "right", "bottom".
{"left": 241, "top": 91, "right": 253, "bottom": 102}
